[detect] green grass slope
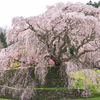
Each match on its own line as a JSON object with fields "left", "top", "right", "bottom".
{"left": 69, "top": 69, "right": 100, "bottom": 97}
{"left": 60, "top": 97, "right": 100, "bottom": 100}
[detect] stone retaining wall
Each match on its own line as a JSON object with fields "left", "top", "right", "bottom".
{"left": 0, "top": 67, "right": 91, "bottom": 100}
{"left": 0, "top": 86, "right": 91, "bottom": 100}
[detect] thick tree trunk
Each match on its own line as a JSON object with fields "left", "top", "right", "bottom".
{"left": 44, "top": 64, "right": 69, "bottom": 88}
{"left": 50, "top": 55, "right": 61, "bottom": 66}
{"left": 59, "top": 64, "right": 70, "bottom": 87}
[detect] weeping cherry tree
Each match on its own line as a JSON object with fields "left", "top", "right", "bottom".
{"left": 6, "top": 2, "right": 100, "bottom": 87}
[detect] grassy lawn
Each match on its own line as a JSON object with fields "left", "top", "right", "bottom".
{"left": 60, "top": 97, "right": 100, "bottom": 100}
{"left": 1, "top": 97, "right": 100, "bottom": 100}
{"left": 0, "top": 98, "right": 16, "bottom": 100}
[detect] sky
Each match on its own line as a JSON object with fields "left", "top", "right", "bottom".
{"left": 0, "top": 0, "right": 99, "bottom": 29}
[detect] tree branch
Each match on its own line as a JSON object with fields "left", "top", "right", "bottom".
{"left": 61, "top": 55, "right": 75, "bottom": 62}
{"left": 76, "top": 31, "right": 95, "bottom": 54}
{"left": 50, "top": 29, "right": 66, "bottom": 46}
{"left": 76, "top": 48, "right": 99, "bottom": 59}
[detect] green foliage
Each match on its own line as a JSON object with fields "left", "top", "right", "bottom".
{"left": 88, "top": 84, "right": 100, "bottom": 97}
{"left": 69, "top": 45, "right": 76, "bottom": 56}
{"left": 87, "top": 0, "right": 100, "bottom": 8}
{"left": 87, "top": 0, "right": 93, "bottom": 5}
{"left": 70, "top": 70, "right": 85, "bottom": 80}
{"left": 69, "top": 69, "right": 100, "bottom": 97}
{"left": 7, "top": 60, "right": 20, "bottom": 70}
{"left": 0, "top": 98, "right": 16, "bottom": 100}
{"left": 0, "top": 32, "right": 7, "bottom": 48}
{"left": 74, "top": 79, "right": 85, "bottom": 89}
{"left": 13, "top": 61, "right": 19, "bottom": 68}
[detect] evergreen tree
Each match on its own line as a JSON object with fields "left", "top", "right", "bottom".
{"left": 87, "top": 0, "right": 93, "bottom": 5}
{"left": 0, "top": 32, "right": 7, "bottom": 48}
{"left": 69, "top": 45, "right": 76, "bottom": 56}
{"left": 87, "top": 0, "right": 100, "bottom": 8}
